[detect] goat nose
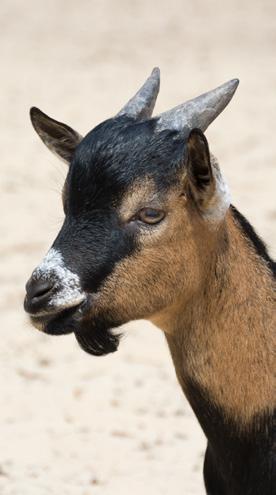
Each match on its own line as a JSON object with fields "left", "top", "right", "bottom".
{"left": 24, "top": 276, "right": 55, "bottom": 314}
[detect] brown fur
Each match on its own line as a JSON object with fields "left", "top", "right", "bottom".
{"left": 62, "top": 178, "right": 68, "bottom": 209}
{"left": 94, "top": 178, "right": 275, "bottom": 428}
{"left": 92, "top": 140, "right": 275, "bottom": 429}
{"left": 153, "top": 212, "right": 275, "bottom": 427}
{"left": 96, "top": 180, "right": 207, "bottom": 323}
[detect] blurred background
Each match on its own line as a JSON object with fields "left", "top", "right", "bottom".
{"left": 0, "top": 1, "right": 275, "bottom": 494}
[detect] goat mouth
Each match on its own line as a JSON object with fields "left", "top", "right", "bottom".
{"left": 30, "top": 300, "right": 87, "bottom": 335}
{"left": 29, "top": 295, "right": 122, "bottom": 357}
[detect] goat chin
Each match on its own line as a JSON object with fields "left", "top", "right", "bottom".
{"left": 29, "top": 296, "right": 122, "bottom": 356}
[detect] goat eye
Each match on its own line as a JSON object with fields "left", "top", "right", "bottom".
{"left": 137, "top": 208, "right": 165, "bottom": 225}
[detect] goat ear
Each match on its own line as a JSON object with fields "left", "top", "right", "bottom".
{"left": 30, "top": 107, "right": 82, "bottom": 163}
{"left": 186, "top": 128, "right": 230, "bottom": 222}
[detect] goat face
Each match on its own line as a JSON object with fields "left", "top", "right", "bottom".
{"left": 24, "top": 110, "right": 230, "bottom": 356}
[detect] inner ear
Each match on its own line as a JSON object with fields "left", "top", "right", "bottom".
{"left": 185, "top": 128, "right": 216, "bottom": 211}
{"left": 186, "top": 128, "right": 231, "bottom": 223}
{"left": 187, "top": 128, "right": 213, "bottom": 191}
{"left": 30, "top": 107, "right": 82, "bottom": 163}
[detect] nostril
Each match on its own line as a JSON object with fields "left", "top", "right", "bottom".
{"left": 32, "top": 280, "right": 54, "bottom": 299}
{"left": 25, "top": 278, "right": 55, "bottom": 303}
{"left": 24, "top": 274, "right": 58, "bottom": 315}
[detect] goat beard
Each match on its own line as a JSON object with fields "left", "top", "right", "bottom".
{"left": 74, "top": 315, "right": 122, "bottom": 357}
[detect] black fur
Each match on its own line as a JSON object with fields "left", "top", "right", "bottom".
{"left": 74, "top": 316, "right": 122, "bottom": 356}
{"left": 48, "top": 116, "right": 186, "bottom": 354}
{"left": 57, "top": 116, "right": 185, "bottom": 285}
{"left": 185, "top": 379, "right": 275, "bottom": 495}
{"left": 230, "top": 205, "right": 276, "bottom": 277}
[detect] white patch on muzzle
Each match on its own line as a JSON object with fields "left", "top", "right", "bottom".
{"left": 33, "top": 248, "right": 85, "bottom": 309}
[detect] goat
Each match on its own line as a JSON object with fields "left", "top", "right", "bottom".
{"left": 24, "top": 68, "right": 275, "bottom": 494}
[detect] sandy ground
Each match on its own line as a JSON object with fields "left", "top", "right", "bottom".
{"left": 0, "top": 1, "right": 275, "bottom": 494}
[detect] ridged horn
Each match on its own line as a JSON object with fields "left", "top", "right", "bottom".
{"left": 117, "top": 67, "right": 160, "bottom": 120}
{"left": 156, "top": 79, "right": 239, "bottom": 133}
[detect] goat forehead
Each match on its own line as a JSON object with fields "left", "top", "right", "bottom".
{"left": 67, "top": 165, "right": 180, "bottom": 214}
{"left": 68, "top": 119, "right": 185, "bottom": 208}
